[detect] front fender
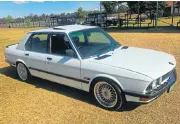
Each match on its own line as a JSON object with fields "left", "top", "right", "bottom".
{"left": 90, "top": 74, "right": 123, "bottom": 90}
{"left": 82, "top": 73, "right": 123, "bottom": 92}
{"left": 81, "top": 71, "right": 152, "bottom": 94}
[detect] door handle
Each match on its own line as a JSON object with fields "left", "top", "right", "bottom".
{"left": 25, "top": 53, "right": 29, "bottom": 56}
{"left": 47, "top": 57, "right": 52, "bottom": 61}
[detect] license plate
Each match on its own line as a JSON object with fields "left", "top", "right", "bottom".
{"left": 167, "top": 71, "right": 176, "bottom": 93}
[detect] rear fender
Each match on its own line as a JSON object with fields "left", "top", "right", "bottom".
{"left": 16, "top": 59, "right": 28, "bottom": 68}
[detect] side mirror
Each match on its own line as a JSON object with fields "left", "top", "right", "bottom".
{"left": 65, "top": 49, "right": 76, "bottom": 58}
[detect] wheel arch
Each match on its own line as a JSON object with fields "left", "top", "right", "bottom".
{"left": 15, "top": 59, "right": 31, "bottom": 74}
{"left": 16, "top": 59, "right": 28, "bottom": 67}
{"left": 89, "top": 74, "right": 124, "bottom": 92}
{"left": 16, "top": 59, "right": 31, "bottom": 80}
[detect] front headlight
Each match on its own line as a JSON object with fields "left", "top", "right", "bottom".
{"left": 146, "top": 79, "right": 160, "bottom": 92}
{"left": 151, "top": 80, "right": 157, "bottom": 89}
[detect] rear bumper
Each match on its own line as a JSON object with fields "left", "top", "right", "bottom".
{"left": 124, "top": 70, "right": 177, "bottom": 103}
{"left": 5, "top": 59, "right": 16, "bottom": 67}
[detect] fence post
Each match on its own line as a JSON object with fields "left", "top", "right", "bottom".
{"left": 33, "top": 19, "right": 34, "bottom": 27}
{"left": 39, "top": 19, "right": 40, "bottom": 27}
{"left": 140, "top": 14, "right": 141, "bottom": 27}
{"left": 155, "top": 1, "right": 158, "bottom": 28}
{"left": 171, "top": 1, "right": 175, "bottom": 26}
{"left": 23, "top": 21, "right": 25, "bottom": 28}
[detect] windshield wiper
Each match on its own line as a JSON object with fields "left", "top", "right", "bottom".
{"left": 97, "top": 45, "right": 111, "bottom": 57}
{"left": 112, "top": 42, "right": 120, "bottom": 52}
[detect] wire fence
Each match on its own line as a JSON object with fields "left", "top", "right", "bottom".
{"left": 0, "top": 19, "right": 64, "bottom": 28}
{"left": 0, "top": 16, "right": 180, "bottom": 28}
{"left": 1, "top": 20, "right": 50, "bottom": 28}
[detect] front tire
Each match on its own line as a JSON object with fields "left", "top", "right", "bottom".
{"left": 92, "top": 78, "right": 125, "bottom": 111}
{"left": 16, "top": 63, "right": 30, "bottom": 81}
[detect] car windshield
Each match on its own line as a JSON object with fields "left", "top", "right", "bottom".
{"left": 69, "top": 28, "right": 120, "bottom": 59}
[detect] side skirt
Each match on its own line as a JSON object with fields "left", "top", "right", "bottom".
{"left": 29, "top": 67, "right": 89, "bottom": 90}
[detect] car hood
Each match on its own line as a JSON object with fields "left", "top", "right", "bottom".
{"left": 89, "top": 46, "right": 176, "bottom": 80}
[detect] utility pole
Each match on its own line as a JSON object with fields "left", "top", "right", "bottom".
{"left": 117, "top": 2, "right": 120, "bottom": 27}
{"left": 155, "top": 1, "right": 158, "bottom": 28}
{"left": 100, "top": 1, "right": 102, "bottom": 27}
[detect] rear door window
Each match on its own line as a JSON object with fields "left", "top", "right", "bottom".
{"left": 25, "top": 34, "right": 48, "bottom": 53}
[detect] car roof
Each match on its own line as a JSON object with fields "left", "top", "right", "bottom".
{"left": 30, "top": 25, "right": 98, "bottom": 34}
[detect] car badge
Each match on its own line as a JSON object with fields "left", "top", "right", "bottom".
{"left": 169, "top": 62, "right": 174, "bottom": 65}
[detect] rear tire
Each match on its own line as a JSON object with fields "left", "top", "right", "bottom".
{"left": 91, "top": 78, "right": 125, "bottom": 111}
{"left": 16, "top": 62, "right": 31, "bottom": 81}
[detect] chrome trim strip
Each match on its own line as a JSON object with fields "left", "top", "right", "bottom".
{"left": 29, "top": 67, "right": 89, "bottom": 84}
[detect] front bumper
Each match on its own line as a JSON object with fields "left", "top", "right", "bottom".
{"left": 124, "top": 70, "right": 177, "bottom": 103}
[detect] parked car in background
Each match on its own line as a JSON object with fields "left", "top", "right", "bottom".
{"left": 5, "top": 25, "right": 177, "bottom": 110}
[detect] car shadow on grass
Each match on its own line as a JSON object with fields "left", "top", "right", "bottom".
{"left": 0, "top": 66, "right": 141, "bottom": 112}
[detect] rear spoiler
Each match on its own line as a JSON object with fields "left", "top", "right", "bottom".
{"left": 6, "top": 43, "right": 19, "bottom": 48}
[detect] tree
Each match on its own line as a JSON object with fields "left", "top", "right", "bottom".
{"left": 76, "top": 7, "right": 85, "bottom": 24}
{"left": 60, "top": 13, "right": 66, "bottom": 17}
{"left": 0, "top": 18, "right": 6, "bottom": 23}
{"left": 127, "top": 1, "right": 166, "bottom": 14}
{"left": 24, "top": 18, "right": 32, "bottom": 27}
{"left": 76, "top": 7, "right": 85, "bottom": 18}
{"left": 101, "top": 1, "right": 116, "bottom": 14}
{"left": 101, "top": 1, "right": 125, "bottom": 14}
{"left": 5, "top": 15, "right": 13, "bottom": 23}
{"left": 16, "top": 18, "right": 23, "bottom": 23}
{"left": 29, "top": 13, "right": 33, "bottom": 19}
{"left": 176, "top": 1, "right": 180, "bottom": 13}
{"left": 118, "top": 3, "right": 129, "bottom": 13}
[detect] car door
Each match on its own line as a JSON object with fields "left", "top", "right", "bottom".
{"left": 45, "top": 33, "right": 82, "bottom": 89}
{"left": 24, "top": 33, "right": 49, "bottom": 78}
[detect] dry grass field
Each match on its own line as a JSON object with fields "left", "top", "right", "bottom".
{"left": 0, "top": 28, "right": 180, "bottom": 124}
